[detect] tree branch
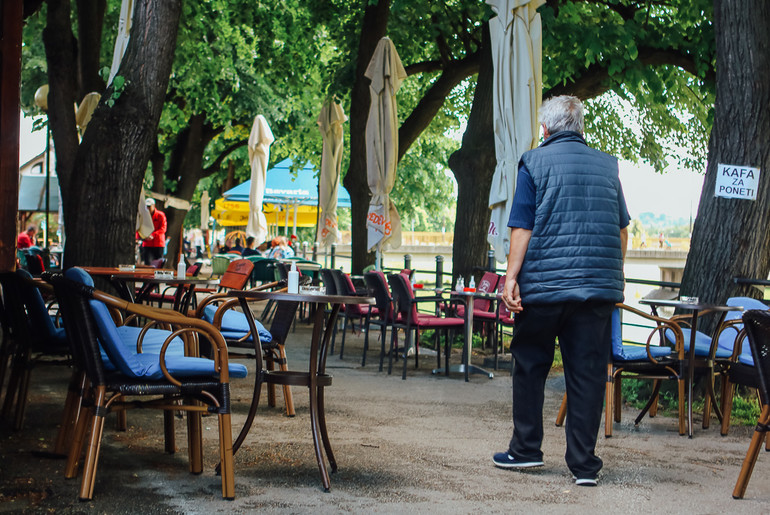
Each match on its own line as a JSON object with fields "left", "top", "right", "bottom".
{"left": 544, "top": 46, "right": 713, "bottom": 100}
{"left": 404, "top": 60, "right": 443, "bottom": 76}
{"left": 202, "top": 138, "right": 248, "bottom": 176}
{"left": 398, "top": 50, "right": 481, "bottom": 161}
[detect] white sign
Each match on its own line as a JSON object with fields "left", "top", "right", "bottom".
{"left": 715, "top": 163, "right": 760, "bottom": 200}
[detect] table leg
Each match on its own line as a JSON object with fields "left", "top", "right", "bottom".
{"left": 687, "top": 310, "right": 699, "bottom": 438}
{"left": 431, "top": 295, "right": 494, "bottom": 380}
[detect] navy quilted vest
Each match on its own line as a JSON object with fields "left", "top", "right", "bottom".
{"left": 518, "top": 131, "right": 625, "bottom": 304}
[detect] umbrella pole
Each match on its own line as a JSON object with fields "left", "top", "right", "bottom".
{"left": 376, "top": 249, "right": 381, "bottom": 271}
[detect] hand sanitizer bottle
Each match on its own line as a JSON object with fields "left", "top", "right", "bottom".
{"left": 176, "top": 258, "right": 186, "bottom": 279}
{"left": 288, "top": 261, "right": 299, "bottom": 293}
{"left": 468, "top": 276, "right": 475, "bottom": 290}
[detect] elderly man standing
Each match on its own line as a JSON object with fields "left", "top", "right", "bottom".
{"left": 141, "top": 198, "right": 167, "bottom": 265}
{"left": 493, "top": 96, "right": 629, "bottom": 486}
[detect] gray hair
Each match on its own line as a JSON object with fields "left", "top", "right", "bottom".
{"left": 539, "top": 95, "right": 584, "bottom": 134}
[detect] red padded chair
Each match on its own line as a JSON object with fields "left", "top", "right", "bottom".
{"left": 387, "top": 273, "right": 464, "bottom": 379}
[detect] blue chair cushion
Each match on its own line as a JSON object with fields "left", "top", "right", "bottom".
{"left": 202, "top": 304, "right": 272, "bottom": 342}
{"left": 612, "top": 308, "right": 672, "bottom": 361}
{"left": 16, "top": 268, "right": 67, "bottom": 344}
{"left": 738, "top": 352, "right": 754, "bottom": 367}
{"left": 128, "top": 353, "right": 248, "bottom": 380}
{"left": 67, "top": 267, "right": 246, "bottom": 380}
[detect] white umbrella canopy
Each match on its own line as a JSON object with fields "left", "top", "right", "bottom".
{"left": 317, "top": 101, "right": 348, "bottom": 246}
{"left": 486, "top": 0, "right": 545, "bottom": 263}
{"left": 200, "top": 190, "right": 210, "bottom": 229}
{"left": 365, "top": 37, "right": 406, "bottom": 253}
{"left": 109, "top": 0, "right": 134, "bottom": 84}
{"left": 245, "top": 115, "right": 275, "bottom": 244}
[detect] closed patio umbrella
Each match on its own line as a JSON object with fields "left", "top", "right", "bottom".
{"left": 109, "top": 0, "right": 134, "bottom": 84}
{"left": 245, "top": 115, "right": 275, "bottom": 244}
{"left": 486, "top": 0, "right": 544, "bottom": 263}
{"left": 365, "top": 37, "right": 406, "bottom": 256}
{"left": 317, "top": 101, "right": 347, "bottom": 247}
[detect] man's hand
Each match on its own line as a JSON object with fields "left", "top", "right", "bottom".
{"left": 502, "top": 276, "right": 523, "bottom": 313}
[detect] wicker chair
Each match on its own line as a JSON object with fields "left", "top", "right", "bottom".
{"left": 196, "top": 279, "right": 297, "bottom": 416}
{"left": 0, "top": 270, "right": 69, "bottom": 431}
{"left": 733, "top": 309, "right": 770, "bottom": 499}
{"left": 48, "top": 267, "right": 245, "bottom": 501}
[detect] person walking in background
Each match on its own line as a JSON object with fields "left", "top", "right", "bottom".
{"left": 17, "top": 225, "right": 37, "bottom": 249}
{"left": 494, "top": 96, "right": 629, "bottom": 487}
{"left": 140, "top": 198, "right": 167, "bottom": 265}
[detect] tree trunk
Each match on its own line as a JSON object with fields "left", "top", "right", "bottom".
{"left": 448, "top": 23, "right": 495, "bottom": 284}
{"left": 343, "top": 0, "right": 390, "bottom": 274}
{"left": 679, "top": 0, "right": 770, "bottom": 333}
{"left": 161, "top": 115, "right": 216, "bottom": 265}
{"left": 43, "top": 0, "right": 80, "bottom": 207}
{"left": 62, "top": 0, "right": 181, "bottom": 267}
{"left": 75, "top": 0, "right": 106, "bottom": 99}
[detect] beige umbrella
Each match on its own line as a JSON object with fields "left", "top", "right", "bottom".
{"left": 486, "top": 0, "right": 545, "bottom": 263}
{"left": 245, "top": 115, "right": 275, "bottom": 244}
{"left": 75, "top": 92, "right": 101, "bottom": 135}
{"left": 317, "top": 101, "right": 347, "bottom": 247}
{"left": 136, "top": 190, "right": 154, "bottom": 238}
{"left": 365, "top": 37, "right": 406, "bottom": 255}
{"left": 108, "top": 0, "right": 134, "bottom": 84}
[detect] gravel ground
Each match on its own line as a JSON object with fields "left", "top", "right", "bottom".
{"left": 1, "top": 321, "right": 768, "bottom": 514}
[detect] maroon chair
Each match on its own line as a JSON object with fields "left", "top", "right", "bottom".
{"left": 453, "top": 272, "right": 500, "bottom": 347}
{"left": 335, "top": 270, "right": 380, "bottom": 360}
{"left": 387, "top": 273, "right": 464, "bottom": 380}
{"left": 363, "top": 270, "right": 395, "bottom": 369}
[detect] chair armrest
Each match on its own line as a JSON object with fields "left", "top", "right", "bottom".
{"left": 617, "top": 303, "right": 685, "bottom": 362}
{"left": 91, "top": 289, "right": 235, "bottom": 384}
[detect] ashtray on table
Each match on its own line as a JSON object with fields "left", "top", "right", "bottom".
{"left": 299, "top": 285, "right": 326, "bottom": 295}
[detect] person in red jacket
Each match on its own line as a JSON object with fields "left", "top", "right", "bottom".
{"left": 17, "top": 225, "right": 37, "bottom": 249}
{"left": 141, "top": 198, "right": 167, "bottom": 265}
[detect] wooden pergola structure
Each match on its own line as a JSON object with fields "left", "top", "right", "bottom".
{"left": 0, "top": 1, "right": 22, "bottom": 271}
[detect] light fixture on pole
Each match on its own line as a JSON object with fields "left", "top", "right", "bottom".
{"left": 33, "top": 84, "right": 51, "bottom": 251}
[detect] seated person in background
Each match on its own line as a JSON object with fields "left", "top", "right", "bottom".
{"left": 231, "top": 237, "right": 245, "bottom": 254}
{"left": 267, "top": 236, "right": 295, "bottom": 259}
{"left": 242, "top": 236, "right": 261, "bottom": 257}
{"left": 17, "top": 225, "right": 37, "bottom": 249}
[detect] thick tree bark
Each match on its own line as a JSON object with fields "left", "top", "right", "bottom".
{"left": 63, "top": 0, "right": 181, "bottom": 267}
{"left": 448, "top": 23, "right": 495, "bottom": 284}
{"left": 678, "top": 0, "right": 770, "bottom": 334}
{"left": 75, "top": 0, "right": 106, "bottom": 99}
{"left": 343, "top": 0, "right": 390, "bottom": 273}
{"left": 43, "top": 0, "right": 80, "bottom": 206}
{"left": 162, "top": 115, "right": 217, "bottom": 265}
{"left": 397, "top": 52, "right": 480, "bottom": 161}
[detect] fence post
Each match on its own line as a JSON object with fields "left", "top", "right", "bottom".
{"left": 312, "top": 242, "right": 318, "bottom": 262}
{"left": 487, "top": 249, "right": 496, "bottom": 272}
{"left": 301, "top": 241, "right": 308, "bottom": 259}
{"left": 404, "top": 254, "right": 412, "bottom": 272}
{"left": 330, "top": 243, "right": 337, "bottom": 269}
{"left": 435, "top": 255, "right": 444, "bottom": 290}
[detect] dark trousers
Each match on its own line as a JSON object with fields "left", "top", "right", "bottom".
{"left": 508, "top": 301, "right": 612, "bottom": 478}
{"left": 140, "top": 246, "right": 163, "bottom": 265}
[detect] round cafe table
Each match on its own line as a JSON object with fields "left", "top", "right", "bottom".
{"left": 640, "top": 298, "right": 742, "bottom": 437}
{"left": 228, "top": 290, "right": 373, "bottom": 491}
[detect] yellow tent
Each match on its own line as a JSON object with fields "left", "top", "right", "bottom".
{"left": 212, "top": 197, "right": 319, "bottom": 228}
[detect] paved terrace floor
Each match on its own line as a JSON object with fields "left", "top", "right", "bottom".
{"left": 1, "top": 319, "right": 768, "bottom": 514}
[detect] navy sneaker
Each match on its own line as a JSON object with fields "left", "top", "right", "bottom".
{"left": 572, "top": 476, "right": 598, "bottom": 487}
{"left": 492, "top": 452, "right": 544, "bottom": 469}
